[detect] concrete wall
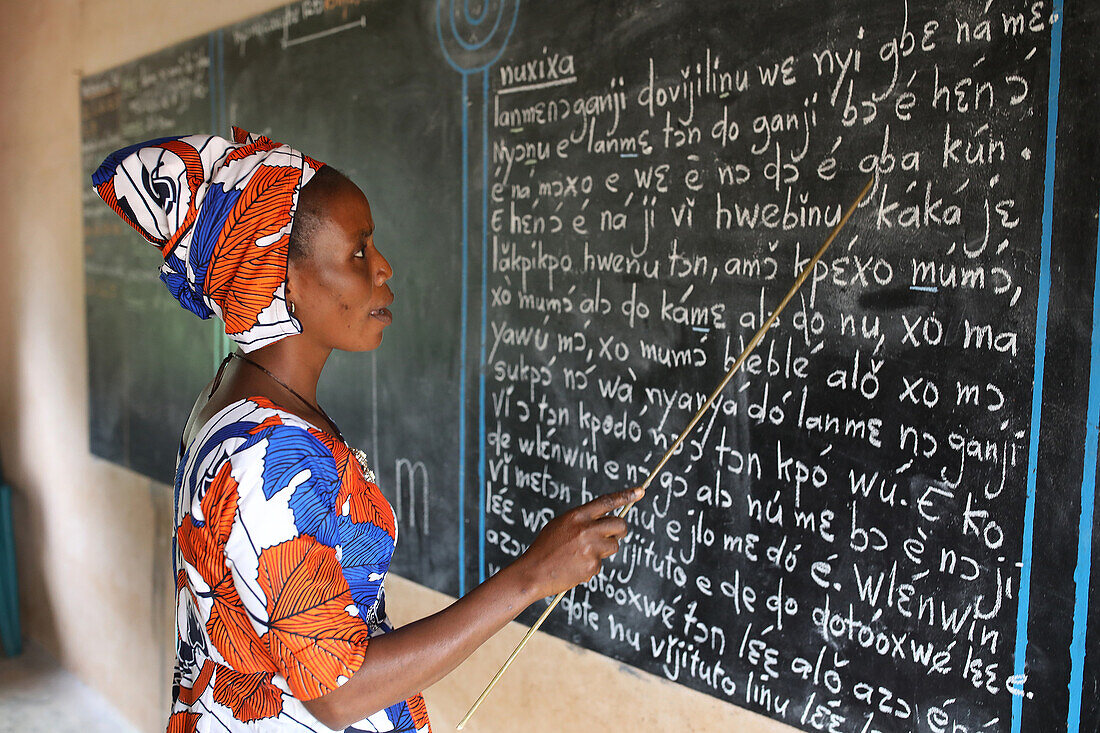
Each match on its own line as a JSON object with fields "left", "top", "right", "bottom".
{"left": 0, "top": 2, "right": 792, "bottom": 731}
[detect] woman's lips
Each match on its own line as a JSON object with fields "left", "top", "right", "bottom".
{"left": 370, "top": 307, "right": 393, "bottom": 325}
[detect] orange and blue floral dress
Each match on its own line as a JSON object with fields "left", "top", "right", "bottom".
{"left": 167, "top": 395, "right": 430, "bottom": 732}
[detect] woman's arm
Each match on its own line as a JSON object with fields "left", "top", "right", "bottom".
{"left": 301, "top": 486, "right": 642, "bottom": 730}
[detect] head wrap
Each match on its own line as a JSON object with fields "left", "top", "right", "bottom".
{"left": 91, "top": 127, "right": 325, "bottom": 352}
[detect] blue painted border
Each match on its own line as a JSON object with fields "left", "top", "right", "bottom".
{"left": 1013, "top": 3, "right": 1064, "bottom": 730}
{"left": 436, "top": 1, "right": 519, "bottom": 595}
{"left": 457, "top": 71, "right": 470, "bottom": 596}
{"left": 1068, "top": 187, "right": 1100, "bottom": 732}
{"left": 478, "top": 68, "right": 490, "bottom": 585}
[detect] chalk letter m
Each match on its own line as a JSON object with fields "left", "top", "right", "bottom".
{"left": 395, "top": 458, "right": 430, "bottom": 532}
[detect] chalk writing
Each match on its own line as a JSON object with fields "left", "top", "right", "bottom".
{"left": 481, "top": 2, "right": 1050, "bottom": 730}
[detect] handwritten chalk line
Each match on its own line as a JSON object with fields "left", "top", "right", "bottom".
{"left": 496, "top": 75, "right": 577, "bottom": 95}
{"left": 281, "top": 16, "right": 365, "bottom": 48}
{"left": 909, "top": 285, "right": 938, "bottom": 292}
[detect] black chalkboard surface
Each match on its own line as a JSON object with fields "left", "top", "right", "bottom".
{"left": 81, "top": 1, "right": 1100, "bottom": 731}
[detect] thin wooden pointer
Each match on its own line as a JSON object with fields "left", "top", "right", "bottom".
{"left": 456, "top": 176, "right": 875, "bottom": 729}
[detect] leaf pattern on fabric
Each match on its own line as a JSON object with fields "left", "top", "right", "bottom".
{"left": 161, "top": 262, "right": 215, "bottom": 319}
{"left": 176, "top": 659, "right": 214, "bottom": 706}
{"left": 188, "top": 421, "right": 258, "bottom": 503}
{"left": 256, "top": 534, "right": 370, "bottom": 699}
{"left": 212, "top": 666, "right": 284, "bottom": 722}
{"left": 92, "top": 136, "right": 186, "bottom": 248}
{"left": 337, "top": 530, "right": 394, "bottom": 572}
{"left": 288, "top": 426, "right": 396, "bottom": 620}
{"left": 157, "top": 138, "right": 206, "bottom": 198}
{"left": 191, "top": 182, "right": 241, "bottom": 298}
{"left": 206, "top": 165, "right": 300, "bottom": 335}
{"left": 407, "top": 693, "right": 431, "bottom": 731}
{"left": 327, "top": 439, "right": 396, "bottom": 541}
{"left": 165, "top": 711, "right": 201, "bottom": 733}
{"left": 257, "top": 423, "right": 338, "bottom": 502}
{"left": 169, "top": 397, "right": 425, "bottom": 731}
{"left": 176, "top": 462, "right": 274, "bottom": 673}
{"left": 176, "top": 604, "right": 208, "bottom": 673}
{"left": 225, "top": 137, "right": 280, "bottom": 164}
{"left": 383, "top": 700, "right": 416, "bottom": 731}
{"left": 154, "top": 138, "right": 207, "bottom": 254}
{"left": 92, "top": 135, "right": 180, "bottom": 187}
{"left": 253, "top": 421, "right": 342, "bottom": 545}
{"left": 340, "top": 565, "right": 387, "bottom": 621}
{"left": 177, "top": 461, "right": 237, "bottom": 583}
{"left": 290, "top": 475, "right": 342, "bottom": 548}
{"left": 208, "top": 569, "right": 277, "bottom": 675}
{"left": 94, "top": 129, "right": 325, "bottom": 350}
{"left": 95, "top": 177, "right": 152, "bottom": 244}
{"left": 249, "top": 413, "right": 287, "bottom": 435}
{"left": 337, "top": 476, "right": 397, "bottom": 541}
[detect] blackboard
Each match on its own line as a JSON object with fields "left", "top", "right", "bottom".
{"left": 80, "top": 1, "right": 1100, "bottom": 731}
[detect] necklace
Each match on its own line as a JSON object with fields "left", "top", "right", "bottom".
{"left": 229, "top": 352, "right": 376, "bottom": 484}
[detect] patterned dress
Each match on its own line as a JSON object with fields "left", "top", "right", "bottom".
{"left": 167, "top": 395, "right": 431, "bottom": 732}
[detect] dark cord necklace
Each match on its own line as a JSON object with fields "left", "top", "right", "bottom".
{"left": 230, "top": 352, "right": 343, "bottom": 439}
{"left": 228, "top": 352, "right": 377, "bottom": 483}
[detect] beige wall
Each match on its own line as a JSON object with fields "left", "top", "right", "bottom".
{"left": 0, "top": 2, "right": 793, "bottom": 731}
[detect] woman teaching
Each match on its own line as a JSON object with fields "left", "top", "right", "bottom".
{"left": 92, "top": 128, "right": 641, "bottom": 732}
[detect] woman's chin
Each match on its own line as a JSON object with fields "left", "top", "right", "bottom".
{"left": 349, "top": 330, "right": 385, "bottom": 352}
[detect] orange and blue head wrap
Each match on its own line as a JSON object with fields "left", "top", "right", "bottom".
{"left": 91, "top": 126, "right": 324, "bottom": 352}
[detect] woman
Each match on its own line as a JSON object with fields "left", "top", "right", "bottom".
{"left": 92, "top": 128, "right": 640, "bottom": 732}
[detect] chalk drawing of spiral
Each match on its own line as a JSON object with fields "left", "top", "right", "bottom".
{"left": 436, "top": 0, "right": 520, "bottom": 73}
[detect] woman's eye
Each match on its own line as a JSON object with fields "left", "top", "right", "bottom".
{"left": 354, "top": 247, "right": 366, "bottom": 259}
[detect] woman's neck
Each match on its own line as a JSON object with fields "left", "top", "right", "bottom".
{"left": 236, "top": 337, "right": 331, "bottom": 406}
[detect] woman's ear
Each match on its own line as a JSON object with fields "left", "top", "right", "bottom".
{"left": 284, "top": 269, "right": 297, "bottom": 316}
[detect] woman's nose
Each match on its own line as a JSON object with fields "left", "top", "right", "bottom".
{"left": 375, "top": 249, "right": 393, "bottom": 284}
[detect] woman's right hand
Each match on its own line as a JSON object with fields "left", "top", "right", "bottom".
{"left": 513, "top": 487, "right": 643, "bottom": 599}
{"left": 301, "top": 485, "right": 644, "bottom": 729}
